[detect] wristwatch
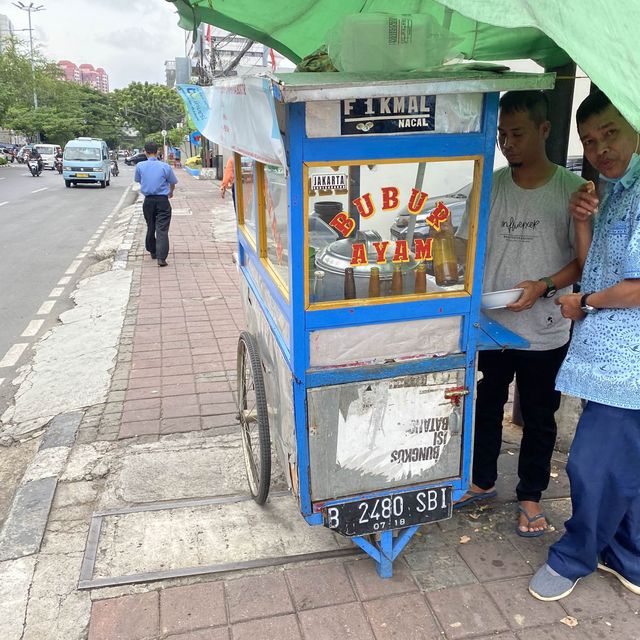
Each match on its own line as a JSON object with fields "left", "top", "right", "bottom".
{"left": 538, "top": 276, "right": 557, "bottom": 298}
{"left": 579, "top": 293, "right": 598, "bottom": 314}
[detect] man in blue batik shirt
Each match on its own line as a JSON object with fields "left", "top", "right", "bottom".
{"left": 530, "top": 91, "right": 640, "bottom": 601}
{"left": 135, "top": 141, "right": 178, "bottom": 267}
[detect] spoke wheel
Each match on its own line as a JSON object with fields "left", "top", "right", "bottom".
{"left": 236, "top": 331, "right": 271, "bottom": 504}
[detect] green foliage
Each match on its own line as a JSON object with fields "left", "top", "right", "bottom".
{"left": 0, "top": 37, "right": 123, "bottom": 146}
{"left": 146, "top": 126, "right": 186, "bottom": 148}
{"left": 112, "top": 82, "right": 185, "bottom": 140}
{"left": 0, "top": 156, "right": 7, "bottom": 166}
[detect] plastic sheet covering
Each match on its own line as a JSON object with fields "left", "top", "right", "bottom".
{"left": 309, "top": 316, "right": 461, "bottom": 368}
{"left": 176, "top": 79, "right": 287, "bottom": 170}
{"left": 306, "top": 92, "right": 482, "bottom": 137}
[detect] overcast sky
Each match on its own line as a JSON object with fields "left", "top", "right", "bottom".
{"left": 1, "top": 0, "right": 186, "bottom": 88}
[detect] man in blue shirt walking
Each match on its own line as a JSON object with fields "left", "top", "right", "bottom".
{"left": 530, "top": 91, "right": 640, "bottom": 601}
{"left": 135, "top": 141, "right": 178, "bottom": 267}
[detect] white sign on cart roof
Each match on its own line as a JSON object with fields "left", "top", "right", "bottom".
{"left": 177, "top": 78, "right": 288, "bottom": 171}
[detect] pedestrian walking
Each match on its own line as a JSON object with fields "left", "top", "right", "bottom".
{"left": 455, "top": 91, "right": 583, "bottom": 536}
{"left": 529, "top": 91, "right": 640, "bottom": 601}
{"left": 135, "top": 141, "right": 178, "bottom": 267}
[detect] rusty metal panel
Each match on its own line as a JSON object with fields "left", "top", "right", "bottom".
{"left": 307, "top": 369, "right": 465, "bottom": 501}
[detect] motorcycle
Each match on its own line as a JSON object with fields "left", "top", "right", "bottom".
{"left": 27, "top": 158, "right": 42, "bottom": 177}
{"left": 110, "top": 159, "right": 119, "bottom": 177}
{"left": 54, "top": 157, "right": 63, "bottom": 174}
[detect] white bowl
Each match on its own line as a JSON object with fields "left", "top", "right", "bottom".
{"left": 481, "top": 288, "right": 524, "bottom": 309}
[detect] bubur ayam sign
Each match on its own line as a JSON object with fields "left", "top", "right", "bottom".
{"left": 326, "top": 185, "right": 452, "bottom": 266}
{"left": 341, "top": 95, "right": 436, "bottom": 135}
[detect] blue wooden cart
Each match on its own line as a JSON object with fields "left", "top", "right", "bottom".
{"left": 220, "top": 69, "right": 552, "bottom": 577}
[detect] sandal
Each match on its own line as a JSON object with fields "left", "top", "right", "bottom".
{"left": 516, "top": 505, "right": 548, "bottom": 538}
{"left": 453, "top": 489, "right": 497, "bottom": 509}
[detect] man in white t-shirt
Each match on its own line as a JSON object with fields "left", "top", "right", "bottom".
{"left": 455, "top": 91, "right": 584, "bottom": 536}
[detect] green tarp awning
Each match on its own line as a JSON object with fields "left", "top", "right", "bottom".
{"left": 167, "top": 0, "right": 640, "bottom": 130}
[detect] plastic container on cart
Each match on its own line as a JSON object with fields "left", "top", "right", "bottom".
{"left": 326, "top": 13, "right": 463, "bottom": 73}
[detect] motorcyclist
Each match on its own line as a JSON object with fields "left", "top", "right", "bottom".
{"left": 54, "top": 148, "right": 64, "bottom": 173}
{"left": 109, "top": 149, "right": 119, "bottom": 175}
{"left": 29, "top": 148, "right": 43, "bottom": 173}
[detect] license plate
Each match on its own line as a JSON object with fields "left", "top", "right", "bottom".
{"left": 76, "top": 173, "right": 88, "bottom": 177}
{"left": 323, "top": 486, "right": 452, "bottom": 537}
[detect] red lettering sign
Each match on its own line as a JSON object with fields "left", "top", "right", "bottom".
{"left": 352, "top": 192, "right": 376, "bottom": 218}
{"left": 381, "top": 186, "right": 399, "bottom": 211}
{"left": 426, "top": 201, "right": 451, "bottom": 232}
{"left": 413, "top": 237, "right": 433, "bottom": 261}
{"left": 350, "top": 243, "right": 368, "bottom": 266}
{"left": 407, "top": 188, "right": 429, "bottom": 215}
{"left": 392, "top": 240, "right": 410, "bottom": 263}
{"left": 329, "top": 212, "right": 356, "bottom": 237}
{"left": 373, "top": 241, "right": 390, "bottom": 263}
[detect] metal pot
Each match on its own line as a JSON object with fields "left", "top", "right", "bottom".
{"left": 314, "top": 231, "right": 420, "bottom": 301}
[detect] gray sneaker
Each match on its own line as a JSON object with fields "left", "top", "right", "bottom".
{"left": 529, "top": 563, "right": 580, "bottom": 601}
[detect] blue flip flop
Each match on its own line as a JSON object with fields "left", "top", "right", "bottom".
{"left": 516, "top": 505, "right": 548, "bottom": 537}
{"left": 453, "top": 489, "right": 498, "bottom": 509}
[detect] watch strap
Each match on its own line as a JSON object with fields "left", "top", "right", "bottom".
{"left": 538, "top": 277, "right": 557, "bottom": 298}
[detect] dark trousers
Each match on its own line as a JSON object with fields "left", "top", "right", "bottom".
{"left": 472, "top": 343, "right": 569, "bottom": 502}
{"left": 549, "top": 402, "right": 640, "bottom": 582}
{"left": 143, "top": 195, "right": 171, "bottom": 260}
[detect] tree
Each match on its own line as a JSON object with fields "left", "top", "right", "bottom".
{"left": 1, "top": 37, "right": 123, "bottom": 146}
{"left": 112, "top": 82, "right": 185, "bottom": 140}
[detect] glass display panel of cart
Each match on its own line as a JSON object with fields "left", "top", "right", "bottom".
{"left": 306, "top": 159, "right": 479, "bottom": 305}
{"left": 263, "top": 164, "right": 289, "bottom": 290}
{"left": 307, "top": 368, "right": 465, "bottom": 501}
{"left": 238, "top": 156, "right": 258, "bottom": 243}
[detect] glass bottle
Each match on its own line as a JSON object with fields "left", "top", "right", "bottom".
{"left": 312, "top": 270, "right": 326, "bottom": 303}
{"left": 344, "top": 267, "right": 356, "bottom": 300}
{"left": 368, "top": 267, "right": 381, "bottom": 298}
{"left": 414, "top": 263, "right": 427, "bottom": 294}
{"left": 391, "top": 265, "right": 403, "bottom": 296}
{"left": 432, "top": 221, "right": 458, "bottom": 287}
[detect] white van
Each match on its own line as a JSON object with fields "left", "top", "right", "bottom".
{"left": 34, "top": 143, "right": 59, "bottom": 170}
{"left": 62, "top": 137, "right": 111, "bottom": 188}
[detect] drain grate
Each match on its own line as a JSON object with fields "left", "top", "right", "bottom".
{"left": 79, "top": 492, "right": 359, "bottom": 589}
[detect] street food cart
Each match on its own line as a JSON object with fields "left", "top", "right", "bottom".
{"left": 181, "top": 69, "right": 553, "bottom": 577}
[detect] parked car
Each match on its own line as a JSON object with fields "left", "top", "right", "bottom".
{"left": 124, "top": 152, "right": 147, "bottom": 166}
{"left": 0, "top": 144, "right": 16, "bottom": 162}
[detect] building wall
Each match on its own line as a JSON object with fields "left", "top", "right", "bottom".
{"left": 57, "top": 60, "right": 109, "bottom": 92}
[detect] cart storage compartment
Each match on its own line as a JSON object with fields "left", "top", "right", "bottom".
{"left": 307, "top": 368, "right": 464, "bottom": 501}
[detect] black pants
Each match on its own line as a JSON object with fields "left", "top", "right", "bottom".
{"left": 143, "top": 195, "right": 171, "bottom": 260}
{"left": 472, "top": 343, "right": 569, "bottom": 502}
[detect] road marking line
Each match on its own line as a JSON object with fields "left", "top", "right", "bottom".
{"left": 49, "top": 287, "right": 64, "bottom": 297}
{"left": 0, "top": 343, "right": 28, "bottom": 368}
{"left": 57, "top": 276, "right": 71, "bottom": 286}
{"left": 36, "top": 300, "right": 55, "bottom": 315}
{"left": 31, "top": 187, "right": 48, "bottom": 194}
{"left": 0, "top": 378, "right": 5, "bottom": 387}
{"left": 0, "top": 201, "right": 8, "bottom": 207}
{"left": 21, "top": 319, "right": 44, "bottom": 337}
{"left": 65, "top": 260, "right": 82, "bottom": 275}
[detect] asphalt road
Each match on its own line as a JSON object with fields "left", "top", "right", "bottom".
{"left": 0, "top": 161, "right": 135, "bottom": 411}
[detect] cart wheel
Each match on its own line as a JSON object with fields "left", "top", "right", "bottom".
{"left": 236, "top": 331, "right": 271, "bottom": 504}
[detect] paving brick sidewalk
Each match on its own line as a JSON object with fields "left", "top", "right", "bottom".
{"left": 87, "top": 172, "right": 639, "bottom": 640}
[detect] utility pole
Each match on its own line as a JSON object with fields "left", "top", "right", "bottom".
{"left": 12, "top": 1, "right": 45, "bottom": 110}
